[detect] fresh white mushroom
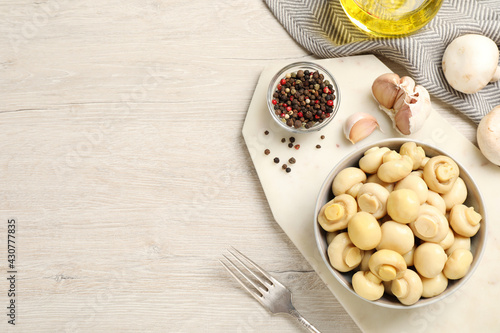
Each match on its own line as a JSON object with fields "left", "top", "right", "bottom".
{"left": 449, "top": 204, "right": 482, "bottom": 237}
{"left": 366, "top": 173, "right": 395, "bottom": 192}
{"left": 391, "top": 269, "right": 423, "bottom": 305}
{"left": 352, "top": 271, "right": 384, "bottom": 301}
{"left": 328, "top": 232, "right": 364, "bottom": 272}
{"left": 409, "top": 204, "right": 449, "bottom": 243}
{"left": 445, "top": 232, "right": 471, "bottom": 256}
{"left": 356, "top": 183, "right": 390, "bottom": 219}
{"left": 442, "top": 34, "right": 500, "bottom": 94}
{"left": 443, "top": 248, "right": 473, "bottom": 280}
{"left": 477, "top": 105, "right": 500, "bottom": 166}
{"left": 438, "top": 228, "right": 455, "bottom": 251}
{"left": 348, "top": 212, "right": 382, "bottom": 250}
{"left": 423, "top": 155, "right": 459, "bottom": 194}
{"left": 318, "top": 194, "right": 358, "bottom": 232}
{"left": 372, "top": 73, "right": 432, "bottom": 135}
{"left": 359, "top": 147, "right": 391, "bottom": 174}
{"left": 421, "top": 272, "right": 448, "bottom": 298}
{"left": 377, "top": 221, "right": 415, "bottom": 255}
{"left": 378, "top": 152, "right": 413, "bottom": 183}
{"left": 400, "top": 142, "right": 426, "bottom": 170}
{"left": 426, "top": 190, "right": 447, "bottom": 215}
{"left": 332, "top": 167, "right": 367, "bottom": 198}
{"left": 386, "top": 189, "right": 420, "bottom": 224}
{"left": 368, "top": 249, "right": 407, "bottom": 281}
{"left": 395, "top": 174, "right": 429, "bottom": 204}
{"left": 414, "top": 243, "right": 447, "bottom": 279}
{"left": 440, "top": 177, "right": 467, "bottom": 211}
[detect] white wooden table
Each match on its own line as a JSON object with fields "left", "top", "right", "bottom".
{"left": 0, "top": 1, "right": 477, "bottom": 332}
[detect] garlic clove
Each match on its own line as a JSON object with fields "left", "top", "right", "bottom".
{"left": 343, "top": 112, "right": 380, "bottom": 144}
{"left": 393, "top": 85, "right": 432, "bottom": 135}
{"left": 372, "top": 73, "right": 401, "bottom": 109}
{"left": 393, "top": 76, "right": 416, "bottom": 111}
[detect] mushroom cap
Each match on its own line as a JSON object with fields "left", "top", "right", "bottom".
{"left": 410, "top": 204, "right": 449, "bottom": 243}
{"left": 387, "top": 189, "right": 420, "bottom": 224}
{"left": 440, "top": 177, "right": 467, "bottom": 211}
{"left": 368, "top": 249, "right": 407, "bottom": 281}
{"left": 366, "top": 173, "right": 395, "bottom": 192}
{"left": 391, "top": 269, "right": 423, "bottom": 305}
{"left": 352, "top": 271, "right": 384, "bottom": 301}
{"left": 356, "top": 183, "right": 390, "bottom": 219}
{"left": 332, "top": 167, "right": 367, "bottom": 197}
{"left": 421, "top": 272, "right": 448, "bottom": 298}
{"left": 445, "top": 232, "right": 471, "bottom": 256}
{"left": 400, "top": 141, "right": 426, "bottom": 170}
{"left": 359, "top": 147, "right": 391, "bottom": 174}
{"left": 449, "top": 204, "right": 482, "bottom": 237}
{"left": 328, "top": 232, "right": 364, "bottom": 272}
{"left": 414, "top": 243, "right": 447, "bottom": 278}
{"left": 377, "top": 221, "right": 415, "bottom": 255}
{"left": 395, "top": 174, "right": 429, "bottom": 204}
{"left": 426, "top": 190, "right": 447, "bottom": 215}
{"left": 442, "top": 34, "right": 500, "bottom": 94}
{"left": 443, "top": 248, "right": 473, "bottom": 280}
{"left": 348, "top": 212, "right": 382, "bottom": 250}
{"left": 438, "top": 228, "right": 455, "bottom": 251}
{"left": 378, "top": 154, "right": 413, "bottom": 183}
{"left": 477, "top": 105, "right": 500, "bottom": 166}
{"left": 318, "top": 194, "right": 358, "bottom": 232}
{"left": 423, "top": 155, "right": 459, "bottom": 194}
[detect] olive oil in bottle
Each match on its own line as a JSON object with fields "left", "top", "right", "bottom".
{"left": 339, "top": 0, "right": 443, "bottom": 37}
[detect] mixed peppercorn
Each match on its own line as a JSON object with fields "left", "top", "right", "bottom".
{"left": 271, "top": 69, "right": 336, "bottom": 129}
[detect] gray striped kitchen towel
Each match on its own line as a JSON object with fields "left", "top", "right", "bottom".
{"left": 265, "top": 0, "right": 500, "bottom": 123}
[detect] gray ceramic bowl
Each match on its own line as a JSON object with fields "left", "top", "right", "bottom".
{"left": 267, "top": 61, "right": 340, "bottom": 133}
{"left": 314, "top": 138, "right": 487, "bottom": 309}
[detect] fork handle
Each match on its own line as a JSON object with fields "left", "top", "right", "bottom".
{"left": 289, "top": 309, "right": 322, "bottom": 333}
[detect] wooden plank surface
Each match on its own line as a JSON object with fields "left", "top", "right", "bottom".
{"left": 0, "top": 1, "right": 477, "bottom": 332}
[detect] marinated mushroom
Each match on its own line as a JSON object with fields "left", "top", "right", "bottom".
{"left": 366, "top": 173, "right": 395, "bottom": 192}
{"left": 440, "top": 177, "right": 467, "bottom": 211}
{"left": 395, "top": 174, "right": 429, "bottom": 204}
{"left": 438, "top": 228, "right": 455, "bottom": 251}
{"left": 368, "top": 249, "right": 407, "bottom": 281}
{"left": 328, "top": 232, "right": 364, "bottom": 272}
{"left": 348, "top": 212, "right": 382, "bottom": 250}
{"left": 449, "top": 204, "right": 482, "bottom": 237}
{"left": 410, "top": 170, "right": 424, "bottom": 179}
{"left": 426, "top": 190, "right": 447, "bottom": 215}
{"left": 421, "top": 272, "right": 448, "bottom": 298}
{"left": 414, "top": 243, "right": 447, "bottom": 278}
{"left": 400, "top": 142, "right": 426, "bottom": 170}
{"left": 419, "top": 157, "right": 430, "bottom": 170}
{"left": 391, "top": 269, "right": 423, "bottom": 305}
{"left": 423, "top": 156, "right": 459, "bottom": 194}
{"left": 332, "top": 167, "right": 367, "bottom": 198}
{"left": 326, "top": 231, "right": 339, "bottom": 244}
{"left": 352, "top": 271, "right": 384, "bottom": 301}
{"left": 443, "top": 248, "right": 473, "bottom": 280}
{"left": 359, "top": 147, "right": 391, "bottom": 174}
{"left": 387, "top": 189, "right": 420, "bottom": 224}
{"left": 377, "top": 151, "right": 413, "bottom": 183}
{"left": 356, "top": 183, "right": 390, "bottom": 219}
{"left": 377, "top": 221, "right": 414, "bottom": 255}
{"left": 360, "top": 249, "right": 375, "bottom": 272}
{"left": 402, "top": 246, "right": 415, "bottom": 267}
{"left": 445, "top": 232, "right": 471, "bottom": 256}
{"left": 318, "top": 194, "right": 358, "bottom": 232}
{"left": 410, "top": 204, "right": 448, "bottom": 243}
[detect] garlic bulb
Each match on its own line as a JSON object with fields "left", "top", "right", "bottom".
{"left": 372, "top": 74, "right": 432, "bottom": 135}
{"left": 343, "top": 112, "right": 380, "bottom": 144}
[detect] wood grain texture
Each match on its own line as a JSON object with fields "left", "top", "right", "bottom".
{"left": 0, "top": 1, "right": 476, "bottom": 332}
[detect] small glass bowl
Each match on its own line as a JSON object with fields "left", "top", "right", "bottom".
{"left": 266, "top": 61, "right": 341, "bottom": 133}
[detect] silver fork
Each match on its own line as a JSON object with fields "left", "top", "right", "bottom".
{"left": 220, "top": 247, "right": 321, "bottom": 333}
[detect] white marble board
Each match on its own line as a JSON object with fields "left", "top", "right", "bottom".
{"left": 242, "top": 55, "right": 500, "bottom": 332}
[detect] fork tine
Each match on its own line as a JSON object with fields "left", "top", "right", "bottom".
{"left": 219, "top": 258, "right": 265, "bottom": 307}
{"left": 221, "top": 254, "right": 267, "bottom": 294}
{"left": 229, "top": 247, "right": 278, "bottom": 285}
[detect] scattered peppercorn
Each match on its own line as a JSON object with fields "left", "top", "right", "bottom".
{"left": 286, "top": 167, "right": 291, "bottom": 173}
{"left": 294, "top": 144, "right": 300, "bottom": 150}
{"left": 288, "top": 157, "right": 296, "bottom": 164}
{"left": 274, "top": 157, "right": 280, "bottom": 163}
{"left": 316, "top": 144, "right": 321, "bottom": 149}
{"left": 281, "top": 138, "right": 286, "bottom": 143}
{"left": 265, "top": 130, "right": 269, "bottom": 135}
{"left": 289, "top": 137, "right": 295, "bottom": 143}
{"left": 320, "top": 135, "right": 325, "bottom": 139}
{"left": 264, "top": 149, "right": 270, "bottom": 155}
{"left": 288, "top": 143, "right": 293, "bottom": 148}
{"left": 282, "top": 164, "right": 287, "bottom": 170}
